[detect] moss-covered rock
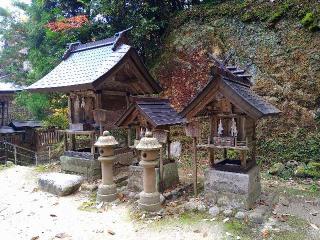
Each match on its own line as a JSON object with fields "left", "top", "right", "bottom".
{"left": 294, "top": 162, "right": 320, "bottom": 178}
{"left": 268, "top": 163, "right": 285, "bottom": 175}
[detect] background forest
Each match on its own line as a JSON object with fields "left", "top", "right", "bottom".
{"left": 0, "top": 0, "right": 319, "bottom": 174}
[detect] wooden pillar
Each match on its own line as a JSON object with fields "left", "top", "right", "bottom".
{"left": 241, "top": 116, "right": 246, "bottom": 141}
{"left": 74, "top": 96, "right": 80, "bottom": 124}
{"left": 91, "top": 132, "right": 95, "bottom": 154}
{"left": 1, "top": 102, "right": 4, "bottom": 126}
{"left": 95, "top": 91, "right": 102, "bottom": 109}
{"left": 67, "top": 95, "right": 72, "bottom": 124}
{"left": 71, "top": 134, "right": 76, "bottom": 151}
{"left": 252, "top": 122, "right": 256, "bottom": 163}
{"left": 159, "top": 143, "right": 164, "bottom": 193}
{"left": 209, "top": 148, "right": 215, "bottom": 168}
{"left": 6, "top": 101, "right": 9, "bottom": 125}
{"left": 135, "top": 126, "right": 140, "bottom": 140}
{"left": 64, "top": 132, "right": 68, "bottom": 151}
{"left": 192, "top": 137, "right": 198, "bottom": 196}
{"left": 127, "top": 127, "right": 131, "bottom": 147}
{"left": 240, "top": 150, "right": 247, "bottom": 168}
{"left": 167, "top": 131, "right": 171, "bottom": 160}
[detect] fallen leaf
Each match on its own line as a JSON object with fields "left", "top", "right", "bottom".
{"left": 203, "top": 232, "right": 208, "bottom": 238}
{"left": 310, "top": 223, "right": 319, "bottom": 230}
{"left": 107, "top": 230, "right": 115, "bottom": 235}
{"left": 50, "top": 214, "right": 57, "bottom": 217}
{"left": 261, "top": 229, "right": 269, "bottom": 238}
{"left": 193, "top": 229, "right": 200, "bottom": 233}
{"left": 223, "top": 218, "right": 229, "bottom": 223}
{"left": 55, "top": 232, "right": 71, "bottom": 238}
{"left": 30, "top": 236, "right": 39, "bottom": 240}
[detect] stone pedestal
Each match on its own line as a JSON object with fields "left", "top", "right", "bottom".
{"left": 204, "top": 165, "right": 261, "bottom": 209}
{"left": 94, "top": 131, "right": 118, "bottom": 203}
{"left": 97, "top": 155, "right": 117, "bottom": 202}
{"left": 136, "top": 132, "right": 162, "bottom": 212}
{"left": 128, "top": 162, "right": 179, "bottom": 192}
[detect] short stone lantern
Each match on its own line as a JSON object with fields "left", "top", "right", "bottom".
{"left": 94, "top": 131, "right": 118, "bottom": 202}
{"left": 136, "top": 131, "right": 162, "bottom": 212}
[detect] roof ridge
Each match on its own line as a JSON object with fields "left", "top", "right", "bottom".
{"left": 62, "top": 27, "right": 133, "bottom": 60}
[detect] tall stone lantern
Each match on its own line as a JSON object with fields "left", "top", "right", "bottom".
{"left": 94, "top": 131, "right": 118, "bottom": 202}
{"left": 136, "top": 131, "right": 162, "bottom": 212}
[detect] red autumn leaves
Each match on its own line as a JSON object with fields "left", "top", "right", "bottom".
{"left": 45, "top": 15, "right": 88, "bottom": 32}
{"left": 158, "top": 50, "right": 211, "bottom": 111}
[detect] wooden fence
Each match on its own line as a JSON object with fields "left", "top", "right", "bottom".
{"left": 35, "top": 129, "right": 63, "bottom": 149}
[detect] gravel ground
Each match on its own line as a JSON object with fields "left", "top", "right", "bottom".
{"left": 0, "top": 166, "right": 224, "bottom": 240}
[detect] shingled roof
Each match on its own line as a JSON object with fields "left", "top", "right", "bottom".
{"left": 0, "top": 82, "right": 22, "bottom": 94}
{"left": 116, "top": 98, "right": 185, "bottom": 128}
{"left": 181, "top": 57, "right": 281, "bottom": 120}
{"left": 27, "top": 28, "right": 162, "bottom": 94}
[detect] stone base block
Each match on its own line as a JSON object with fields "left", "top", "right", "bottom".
{"left": 128, "top": 162, "right": 179, "bottom": 192}
{"left": 97, "top": 184, "right": 117, "bottom": 202}
{"left": 38, "top": 173, "right": 83, "bottom": 196}
{"left": 204, "top": 166, "right": 261, "bottom": 209}
{"left": 139, "top": 191, "right": 161, "bottom": 212}
{"left": 60, "top": 155, "right": 101, "bottom": 180}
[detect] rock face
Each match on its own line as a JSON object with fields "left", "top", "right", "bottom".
{"left": 38, "top": 173, "right": 83, "bottom": 196}
{"left": 204, "top": 166, "right": 261, "bottom": 209}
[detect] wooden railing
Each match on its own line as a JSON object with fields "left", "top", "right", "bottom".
{"left": 0, "top": 140, "right": 55, "bottom": 166}
{"left": 35, "top": 129, "right": 63, "bottom": 149}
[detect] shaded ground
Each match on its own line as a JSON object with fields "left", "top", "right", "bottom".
{"left": 0, "top": 166, "right": 224, "bottom": 240}
{"left": 0, "top": 165, "right": 319, "bottom": 240}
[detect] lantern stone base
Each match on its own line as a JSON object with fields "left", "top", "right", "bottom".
{"left": 138, "top": 191, "right": 161, "bottom": 212}
{"left": 97, "top": 184, "right": 117, "bottom": 202}
{"left": 204, "top": 165, "right": 261, "bottom": 209}
{"left": 127, "top": 162, "right": 179, "bottom": 192}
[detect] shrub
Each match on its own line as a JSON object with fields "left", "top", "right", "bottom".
{"left": 43, "top": 108, "right": 68, "bottom": 129}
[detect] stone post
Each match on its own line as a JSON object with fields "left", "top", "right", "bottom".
{"left": 94, "top": 131, "right": 118, "bottom": 202}
{"left": 136, "top": 131, "right": 162, "bottom": 212}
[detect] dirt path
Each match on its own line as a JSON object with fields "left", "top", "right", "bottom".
{"left": 0, "top": 166, "right": 224, "bottom": 240}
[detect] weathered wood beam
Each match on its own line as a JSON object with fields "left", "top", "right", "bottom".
{"left": 193, "top": 137, "right": 198, "bottom": 196}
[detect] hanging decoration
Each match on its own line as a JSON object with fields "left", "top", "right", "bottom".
{"left": 230, "top": 118, "right": 238, "bottom": 137}
{"left": 80, "top": 97, "right": 85, "bottom": 108}
{"left": 218, "top": 119, "right": 224, "bottom": 136}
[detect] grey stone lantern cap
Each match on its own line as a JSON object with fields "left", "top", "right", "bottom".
{"left": 94, "top": 131, "right": 118, "bottom": 147}
{"left": 136, "top": 131, "right": 162, "bottom": 150}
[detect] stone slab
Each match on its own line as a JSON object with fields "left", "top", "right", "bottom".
{"left": 204, "top": 166, "right": 261, "bottom": 209}
{"left": 128, "top": 162, "right": 180, "bottom": 192}
{"left": 60, "top": 155, "right": 101, "bottom": 180}
{"left": 38, "top": 172, "right": 83, "bottom": 196}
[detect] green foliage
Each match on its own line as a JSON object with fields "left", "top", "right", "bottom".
{"left": 43, "top": 108, "right": 68, "bottom": 129}
{"left": 15, "top": 91, "right": 50, "bottom": 120}
{"left": 300, "top": 12, "right": 320, "bottom": 31}
{"left": 258, "top": 129, "right": 320, "bottom": 165}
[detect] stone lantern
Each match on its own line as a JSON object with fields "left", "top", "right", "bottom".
{"left": 136, "top": 131, "right": 162, "bottom": 212}
{"left": 94, "top": 131, "right": 118, "bottom": 202}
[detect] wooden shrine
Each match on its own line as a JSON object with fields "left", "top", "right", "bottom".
{"left": 0, "top": 82, "right": 21, "bottom": 127}
{"left": 116, "top": 97, "right": 184, "bottom": 191}
{"left": 28, "top": 28, "right": 162, "bottom": 155}
{"left": 181, "top": 57, "right": 281, "bottom": 196}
